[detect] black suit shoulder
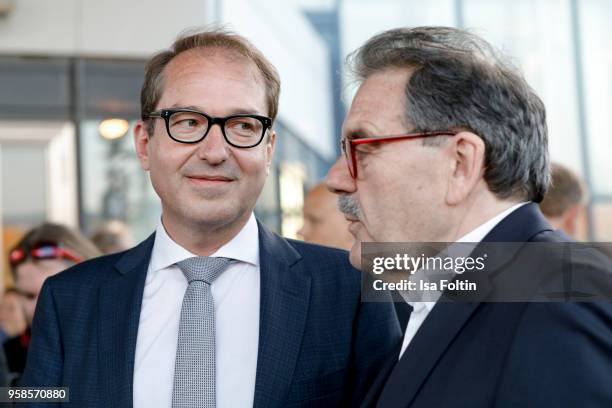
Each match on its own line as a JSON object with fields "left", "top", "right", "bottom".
{"left": 45, "top": 233, "right": 155, "bottom": 293}
{"left": 285, "top": 238, "right": 354, "bottom": 267}
{"left": 495, "top": 301, "right": 612, "bottom": 406}
{"left": 284, "top": 238, "right": 362, "bottom": 289}
{"left": 528, "top": 229, "right": 612, "bottom": 298}
{"left": 285, "top": 237, "right": 350, "bottom": 258}
{"left": 494, "top": 225, "right": 612, "bottom": 405}
{"left": 44, "top": 249, "right": 128, "bottom": 292}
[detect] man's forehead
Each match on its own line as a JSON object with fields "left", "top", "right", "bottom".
{"left": 342, "top": 68, "right": 414, "bottom": 138}
{"left": 165, "top": 48, "right": 261, "bottom": 81}
{"left": 357, "top": 66, "right": 413, "bottom": 94}
{"left": 343, "top": 99, "right": 410, "bottom": 139}
{"left": 157, "top": 48, "right": 268, "bottom": 115}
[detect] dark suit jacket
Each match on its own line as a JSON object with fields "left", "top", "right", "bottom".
{"left": 369, "top": 203, "right": 612, "bottom": 408}
{"left": 0, "top": 344, "right": 8, "bottom": 387}
{"left": 3, "top": 329, "right": 30, "bottom": 386}
{"left": 21, "top": 222, "right": 401, "bottom": 407}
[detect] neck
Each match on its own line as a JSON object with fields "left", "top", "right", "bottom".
{"left": 161, "top": 211, "right": 251, "bottom": 256}
{"left": 447, "top": 191, "right": 523, "bottom": 242}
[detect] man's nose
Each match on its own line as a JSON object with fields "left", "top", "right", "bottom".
{"left": 326, "top": 156, "right": 356, "bottom": 195}
{"left": 196, "top": 124, "right": 230, "bottom": 164}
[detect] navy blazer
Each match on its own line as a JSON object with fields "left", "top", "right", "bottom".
{"left": 368, "top": 203, "right": 612, "bottom": 408}
{"left": 21, "top": 222, "right": 401, "bottom": 407}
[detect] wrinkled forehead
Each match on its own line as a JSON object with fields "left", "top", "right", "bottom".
{"left": 343, "top": 68, "right": 414, "bottom": 138}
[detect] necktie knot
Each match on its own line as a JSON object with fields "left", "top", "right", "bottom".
{"left": 177, "top": 256, "right": 231, "bottom": 284}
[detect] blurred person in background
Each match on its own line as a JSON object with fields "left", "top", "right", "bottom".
{"left": 90, "top": 219, "right": 134, "bottom": 254}
{"left": 539, "top": 162, "right": 587, "bottom": 238}
{"left": 4, "top": 223, "right": 100, "bottom": 382}
{"left": 0, "top": 346, "right": 6, "bottom": 387}
{"left": 0, "top": 288, "right": 27, "bottom": 343}
{"left": 0, "top": 288, "right": 27, "bottom": 386}
{"left": 298, "top": 182, "right": 353, "bottom": 249}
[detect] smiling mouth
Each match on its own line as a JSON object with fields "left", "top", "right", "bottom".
{"left": 186, "top": 175, "right": 234, "bottom": 185}
{"left": 187, "top": 175, "right": 233, "bottom": 181}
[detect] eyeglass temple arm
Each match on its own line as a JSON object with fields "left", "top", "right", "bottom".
{"left": 143, "top": 111, "right": 163, "bottom": 119}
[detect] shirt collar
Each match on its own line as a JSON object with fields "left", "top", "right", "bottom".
{"left": 148, "top": 213, "right": 259, "bottom": 273}
{"left": 404, "top": 202, "right": 529, "bottom": 310}
{"left": 410, "top": 299, "right": 436, "bottom": 313}
{"left": 456, "top": 202, "right": 529, "bottom": 243}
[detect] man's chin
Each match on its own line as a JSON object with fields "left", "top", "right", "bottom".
{"left": 180, "top": 204, "right": 246, "bottom": 230}
{"left": 348, "top": 240, "right": 362, "bottom": 270}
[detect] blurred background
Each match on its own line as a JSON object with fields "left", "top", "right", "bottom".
{"left": 0, "top": 0, "right": 611, "bottom": 288}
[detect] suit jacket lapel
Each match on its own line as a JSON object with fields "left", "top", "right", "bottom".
{"left": 98, "top": 234, "right": 154, "bottom": 408}
{"left": 361, "top": 340, "right": 404, "bottom": 407}
{"left": 378, "top": 301, "right": 481, "bottom": 407}
{"left": 253, "top": 223, "right": 311, "bottom": 408}
{"left": 379, "top": 203, "right": 553, "bottom": 406}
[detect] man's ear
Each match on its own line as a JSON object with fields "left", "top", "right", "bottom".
{"left": 265, "top": 130, "right": 276, "bottom": 175}
{"left": 560, "top": 204, "right": 581, "bottom": 236}
{"left": 445, "top": 131, "right": 486, "bottom": 205}
{"left": 134, "top": 120, "right": 151, "bottom": 171}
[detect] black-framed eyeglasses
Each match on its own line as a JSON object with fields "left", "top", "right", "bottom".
{"left": 144, "top": 108, "right": 273, "bottom": 148}
{"left": 340, "top": 131, "right": 457, "bottom": 178}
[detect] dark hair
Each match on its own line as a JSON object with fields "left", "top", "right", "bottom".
{"left": 89, "top": 220, "right": 132, "bottom": 254}
{"left": 348, "top": 26, "right": 550, "bottom": 202}
{"left": 141, "top": 27, "right": 281, "bottom": 135}
{"left": 539, "top": 163, "right": 586, "bottom": 216}
{"left": 9, "top": 223, "right": 101, "bottom": 279}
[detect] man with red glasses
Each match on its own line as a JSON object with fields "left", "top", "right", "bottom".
{"left": 326, "top": 27, "right": 612, "bottom": 406}
{"left": 22, "top": 29, "right": 400, "bottom": 407}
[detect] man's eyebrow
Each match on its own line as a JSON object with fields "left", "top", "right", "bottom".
{"left": 345, "top": 128, "right": 375, "bottom": 140}
{"left": 229, "top": 109, "right": 263, "bottom": 116}
{"left": 168, "top": 104, "right": 263, "bottom": 116}
{"left": 169, "top": 104, "right": 201, "bottom": 111}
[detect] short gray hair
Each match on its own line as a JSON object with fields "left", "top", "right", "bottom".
{"left": 348, "top": 26, "right": 550, "bottom": 202}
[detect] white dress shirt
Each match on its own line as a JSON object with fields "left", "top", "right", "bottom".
{"left": 133, "top": 213, "right": 260, "bottom": 408}
{"left": 398, "top": 202, "right": 528, "bottom": 359}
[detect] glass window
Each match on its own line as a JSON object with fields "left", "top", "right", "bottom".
{"left": 79, "top": 120, "right": 160, "bottom": 242}
{"left": 1, "top": 144, "right": 47, "bottom": 226}
{"left": 463, "top": 0, "right": 583, "bottom": 174}
{"left": 593, "top": 202, "right": 612, "bottom": 240}
{"left": 340, "top": 0, "right": 456, "bottom": 102}
{"left": 579, "top": 0, "right": 612, "bottom": 196}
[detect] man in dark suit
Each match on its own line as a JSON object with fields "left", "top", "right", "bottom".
{"left": 326, "top": 26, "right": 612, "bottom": 407}
{"left": 21, "top": 29, "right": 401, "bottom": 407}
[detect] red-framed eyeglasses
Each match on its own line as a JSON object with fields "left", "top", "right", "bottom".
{"left": 340, "top": 131, "right": 457, "bottom": 178}
{"left": 9, "top": 242, "right": 84, "bottom": 268}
